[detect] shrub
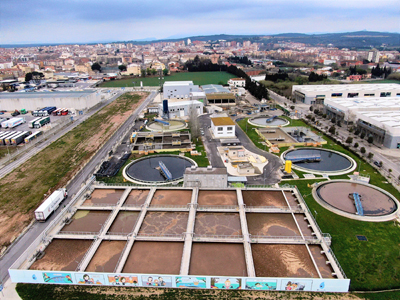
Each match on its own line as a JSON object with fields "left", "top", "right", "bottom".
{"left": 346, "top": 137, "right": 353, "bottom": 144}
{"left": 368, "top": 136, "right": 373, "bottom": 144}
{"left": 360, "top": 147, "right": 366, "bottom": 154}
{"left": 360, "top": 132, "right": 366, "bottom": 139}
{"left": 328, "top": 126, "right": 336, "bottom": 134}
{"left": 354, "top": 142, "right": 359, "bottom": 148}
{"left": 368, "top": 152, "right": 374, "bottom": 159}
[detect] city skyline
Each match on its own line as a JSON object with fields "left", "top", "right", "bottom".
{"left": 1, "top": 0, "right": 399, "bottom": 44}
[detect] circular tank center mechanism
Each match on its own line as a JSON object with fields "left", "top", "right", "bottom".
{"left": 282, "top": 148, "right": 355, "bottom": 174}
{"left": 248, "top": 116, "right": 289, "bottom": 127}
{"left": 146, "top": 119, "right": 187, "bottom": 132}
{"left": 314, "top": 180, "right": 399, "bottom": 219}
{"left": 124, "top": 155, "right": 195, "bottom": 184}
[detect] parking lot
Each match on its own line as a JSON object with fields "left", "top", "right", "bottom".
{"left": 0, "top": 112, "right": 71, "bottom": 133}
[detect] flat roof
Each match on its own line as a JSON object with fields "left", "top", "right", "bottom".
{"left": 159, "top": 100, "right": 202, "bottom": 107}
{"left": 206, "top": 93, "right": 235, "bottom": 100}
{"left": 202, "top": 84, "right": 230, "bottom": 94}
{"left": 211, "top": 117, "right": 235, "bottom": 126}
{"left": 324, "top": 97, "right": 400, "bottom": 112}
{"left": 293, "top": 83, "right": 400, "bottom": 93}
{"left": 164, "top": 81, "right": 193, "bottom": 86}
{"left": 0, "top": 90, "right": 97, "bottom": 99}
{"left": 185, "top": 167, "right": 227, "bottom": 175}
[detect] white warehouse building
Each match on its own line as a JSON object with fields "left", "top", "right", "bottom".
{"left": 158, "top": 100, "right": 203, "bottom": 119}
{"left": 292, "top": 84, "right": 400, "bottom": 105}
{"left": 163, "top": 81, "right": 201, "bottom": 99}
{"left": 0, "top": 91, "right": 101, "bottom": 111}
{"left": 324, "top": 97, "right": 400, "bottom": 149}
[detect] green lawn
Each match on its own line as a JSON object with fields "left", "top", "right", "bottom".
{"left": 238, "top": 114, "right": 400, "bottom": 291}
{"left": 100, "top": 71, "right": 235, "bottom": 87}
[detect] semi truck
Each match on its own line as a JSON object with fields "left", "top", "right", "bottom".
{"left": 3, "top": 117, "right": 25, "bottom": 129}
{"left": 33, "top": 107, "right": 56, "bottom": 117}
{"left": 0, "top": 132, "right": 18, "bottom": 145}
{"left": 5, "top": 131, "right": 22, "bottom": 145}
{"left": 28, "top": 117, "right": 42, "bottom": 128}
{"left": 24, "top": 131, "right": 42, "bottom": 143}
{"left": 33, "top": 116, "right": 50, "bottom": 128}
{"left": 11, "top": 131, "right": 31, "bottom": 145}
{"left": 34, "top": 188, "right": 68, "bottom": 222}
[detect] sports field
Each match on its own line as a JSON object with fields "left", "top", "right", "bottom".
{"left": 99, "top": 71, "right": 235, "bottom": 87}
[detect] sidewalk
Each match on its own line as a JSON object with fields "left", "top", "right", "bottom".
{"left": 0, "top": 279, "right": 20, "bottom": 300}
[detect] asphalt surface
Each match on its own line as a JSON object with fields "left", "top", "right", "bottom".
{"left": 0, "top": 91, "right": 157, "bottom": 283}
{"left": 199, "top": 114, "right": 282, "bottom": 185}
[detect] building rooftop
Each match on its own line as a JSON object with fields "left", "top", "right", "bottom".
{"left": 202, "top": 84, "right": 230, "bottom": 94}
{"left": 206, "top": 93, "right": 235, "bottom": 100}
{"left": 184, "top": 167, "right": 227, "bottom": 175}
{"left": 211, "top": 117, "right": 235, "bottom": 126}
{"left": 293, "top": 83, "right": 400, "bottom": 93}
{"left": 0, "top": 90, "right": 97, "bottom": 99}
{"left": 164, "top": 81, "right": 193, "bottom": 86}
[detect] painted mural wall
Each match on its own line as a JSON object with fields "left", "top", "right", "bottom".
{"left": 9, "top": 269, "right": 350, "bottom": 292}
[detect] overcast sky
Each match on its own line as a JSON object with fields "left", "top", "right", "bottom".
{"left": 1, "top": 0, "right": 399, "bottom": 44}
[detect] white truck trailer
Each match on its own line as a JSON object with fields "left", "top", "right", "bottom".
{"left": 34, "top": 188, "right": 68, "bottom": 222}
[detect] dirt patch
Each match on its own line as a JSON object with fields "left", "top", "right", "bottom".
{"left": 246, "top": 213, "right": 300, "bottom": 236}
{"left": 151, "top": 189, "right": 192, "bottom": 206}
{"left": 189, "top": 243, "right": 247, "bottom": 276}
{"left": 85, "top": 240, "right": 126, "bottom": 272}
{"left": 123, "top": 189, "right": 150, "bottom": 206}
{"left": 284, "top": 191, "right": 299, "bottom": 208}
{"left": 197, "top": 190, "right": 237, "bottom": 206}
{"left": 294, "top": 214, "right": 314, "bottom": 237}
{"left": 252, "top": 244, "right": 318, "bottom": 278}
{"left": 138, "top": 212, "right": 189, "bottom": 236}
{"left": 0, "top": 212, "right": 30, "bottom": 248}
{"left": 308, "top": 245, "right": 335, "bottom": 278}
{"left": 61, "top": 210, "right": 111, "bottom": 233}
{"left": 194, "top": 213, "right": 241, "bottom": 236}
{"left": 107, "top": 211, "right": 140, "bottom": 234}
{"left": 29, "top": 239, "right": 92, "bottom": 271}
{"left": 0, "top": 92, "right": 148, "bottom": 249}
{"left": 122, "top": 241, "right": 183, "bottom": 274}
{"left": 83, "top": 189, "right": 125, "bottom": 206}
{"left": 243, "top": 190, "right": 288, "bottom": 207}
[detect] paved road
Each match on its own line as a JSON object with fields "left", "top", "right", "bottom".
{"left": 199, "top": 114, "right": 282, "bottom": 185}
{"left": 0, "top": 91, "right": 157, "bottom": 283}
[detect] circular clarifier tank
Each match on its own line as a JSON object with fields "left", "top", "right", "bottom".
{"left": 248, "top": 115, "right": 289, "bottom": 127}
{"left": 123, "top": 155, "right": 196, "bottom": 184}
{"left": 313, "top": 180, "right": 399, "bottom": 221}
{"left": 282, "top": 148, "right": 356, "bottom": 175}
{"left": 146, "top": 119, "right": 187, "bottom": 132}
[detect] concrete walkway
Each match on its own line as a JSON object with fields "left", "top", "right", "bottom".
{"left": 0, "top": 278, "right": 20, "bottom": 300}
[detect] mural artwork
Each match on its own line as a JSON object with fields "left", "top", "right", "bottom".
{"left": 75, "top": 273, "right": 105, "bottom": 285}
{"left": 245, "top": 278, "right": 277, "bottom": 290}
{"left": 176, "top": 276, "right": 207, "bottom": 288}
{"left": 42, "top": 272, "right": 73, "bottom": 284}
{"left": 108, "top": 275, "right": 139, "bottom": 286}
{"left": 142, "top": 275, "right": 172, "bottom": 287}
{"left": 282, "top": 279, "right": 312, "bottom": 291}
{"left": 211, "top": 277, "right": 241, "bottom": 289}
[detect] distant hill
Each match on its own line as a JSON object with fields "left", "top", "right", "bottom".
{"left": 1, "top": 31, "right": 399, "bottom": 49}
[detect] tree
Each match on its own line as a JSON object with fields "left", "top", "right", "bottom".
{"left": 368, "top": 136, "right": 374, "bottom": 144}
{"left": 163, "top": 69, "right": 169, "bottom": 76}
{"left": 25, "top": 73, "right": 33, "bottom": 82}
{"left": 91, "top": 62, "right": 101, "bottom": 72}
{"left": 360, "top": 147, "right": 366, "bottom": 154}
{"left": 360, "top": 132, "right": 366, "bottom": 139}
{"left": 188, "top": 103, "right": 200, "bottom": 139}
{"left": 354, "top": 142, "right": 359, "bottom": 148}
{"left": 345, "top": 137, "right": 353, "bottom": 144}
{"left": 368, "top": 152, "right": 374, "bottom": 159}
{"left": 329, "top": 126, "right": 336, "bottom": 135}
{"left": 141, "top": 69, "right": 146, "bottom": 77}
{"left": 25, "top": 71, "right": 44, "bottom": 84}
{"left": 118, "top": 65, "right": 127, "bottom": 72}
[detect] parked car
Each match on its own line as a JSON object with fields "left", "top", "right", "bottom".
{"left": 11, "top": 110, "right": 20, "bottom": 117}
{"left": 374, "top": 161, "right": 382, "bottom": 167}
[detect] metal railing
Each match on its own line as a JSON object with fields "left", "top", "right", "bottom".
{"left": 148, "top": 204, "right": 190, "bottom": 209}
{"left": 193, "top": 234, "right": 244, "bottom": 240}
{"left": 80, "top": 202, "right": 117, "bottom": 207}
{"left": 57, "top": 231, "right": 99, "bottom": 236}
{"left": 250, "top": 235, "right": 317, "bottom": 242}
{"left": 328, "top": 247, "right": 347, "bottom": 279}
{"left": 75, "top": 238, "right": 98, "bottom": 271}
{"left": 196, "top": 205, "right": 239, "bottom": 210}
{"left": 136, "top": 233, "right": 184, "bottom": 238}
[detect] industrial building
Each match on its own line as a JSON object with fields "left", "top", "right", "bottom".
{"left": 183, "top": 166, "right": 228, "bottom": 188}
{"left": 0, "top": 90, "right": 101, "bottom": 111}
{"left": 211, "top": 116, "right": 236, "bottom": 138}
{"left": 163, "top": 81, "right": 201, "bottom": 99}
{"left": 324, "top": 97, "right": 400, "bottom": 149}
{"left": 202, "top": 84, "right": 236, "bottom": 106}
{"left": 158, "top": 100, "right": 203, "bottom": 118}
{"left": 292, "top": 84, "right": 400, "bottom": 105}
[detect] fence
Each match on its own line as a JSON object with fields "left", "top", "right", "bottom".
{"left": 57, "top": 231, "right": 98, "bottom": 236}
{"left": 196, "top": 205, "right": 239, "bottom": 211}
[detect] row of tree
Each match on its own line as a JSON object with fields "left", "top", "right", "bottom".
{"left": 264, "top": 71, "right": 289, "bottom": 82}
{"left": 308, "top": 72, "right": 327, "bottom": 82}
{"left": 371, "top": 64, "right": 391, "bottom": 78}
{"left": 227, "top": 56, "right": 252, "bottom": 66}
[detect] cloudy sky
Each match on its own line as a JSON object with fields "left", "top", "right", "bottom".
{"left": 1, "top": 0, "right": 399, "bottom": 44}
